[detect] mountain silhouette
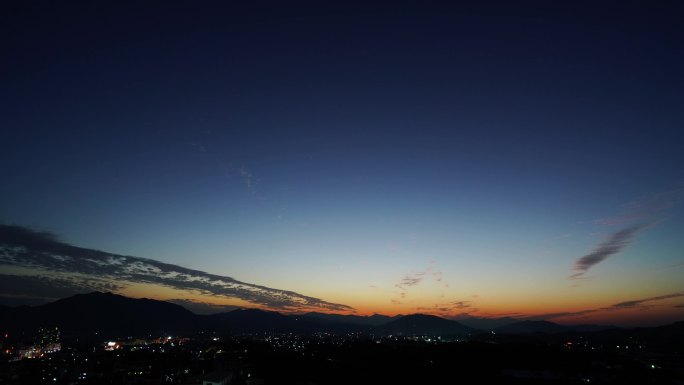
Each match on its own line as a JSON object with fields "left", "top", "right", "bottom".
{"left": 0, "top": 292, "right": 197, "bottom": 337}
{"left": 0, "top": 294, "right": 472, "bottom": 337}
{"left": 0, "top": 292, "right": 362, "bottom": 337}
{"left": 616, "top": 320, "right": 684, "bottom": 346}
{"left": 202, "top": 308, "right": 345, "bottom": 333}
{"left": 494, "top": 320, "right": 568, "bottom": 334}
{"left": 304, "top": 312, "right": 400, "bottom": 326}
{"left": 566, "top": 324, "right": 618, "bottom": 332}
{"left": 453, "top": 316, "right": 520, "bottom": 331}
{"left": 374, "top": 314, "right": 474, "bottom": 336}
{"left": 1, "top": 293, "right": 679, "bottom": 345}
{"left": 493, "top": 320, "right": 618, "bottom": 334}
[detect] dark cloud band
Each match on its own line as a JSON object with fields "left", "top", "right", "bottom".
{"left": 571, "top": 224, "right": 647, "bottom": 279}
{"left": 0, "top": 225, "right": 353, "bottom": 312}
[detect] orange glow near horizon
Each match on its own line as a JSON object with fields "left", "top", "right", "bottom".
{"left": 112, "top": 280, "right": 684, "bottom": 327}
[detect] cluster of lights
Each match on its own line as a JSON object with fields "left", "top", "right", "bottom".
{"left": 105, "top": 341, "right": 121, "bottom": 351}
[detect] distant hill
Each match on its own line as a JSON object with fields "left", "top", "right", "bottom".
{"left": 0, "top": 292, "right": 365, "bottom": 337}
{"left": 494, "top": 320, "right": 617, "bottom": 334}
{"left": 375, "top": 314, "right": 474, "bottom": 336}
{"left": 0, "top": 293, "right": 678, "bottom": 345}
{"left": 201, "top": 308, "right": 354, "bottom": 333}
{"left": 567, "top": 324, "right": 618, "bottom": 332}
{"left": 304, "top": 312, "right": 400, "bottom": 326}
{"left": 453, "top": 316, "right": 520, "bottom": 331}
{"left": 620, "top": 320, "right": 684, "bottom": 346}
{"left": 495, "top": 320, "right": 568, "bottom": 334}
{"left": 0, "top": 292, "right": 197, "bottom": 337}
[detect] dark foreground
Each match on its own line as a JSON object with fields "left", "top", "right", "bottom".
{"left": 2, "top": 333, "right": 683, "bottom": 385}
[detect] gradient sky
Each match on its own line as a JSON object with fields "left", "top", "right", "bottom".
{"left": 2, "top": 1, "right": 684, "bottom": 326}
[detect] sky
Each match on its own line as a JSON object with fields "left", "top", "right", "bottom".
{"left": 1, "top": 0, "right": 683, "bottom": 326}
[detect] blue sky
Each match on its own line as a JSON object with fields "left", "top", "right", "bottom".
{"left": 1, "top": 1, "right": 683, "bottom": 325}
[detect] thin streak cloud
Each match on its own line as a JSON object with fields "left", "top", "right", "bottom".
{"left": 570, "top": 224, "right": 647, "bottom": 279}
{"left": 610, "top": 293, "right": 684, "bottom": 309}
{"left": 571, "top": 189, "right": 683, "bottom": 280}
{"left": 594, "top": 188, "right": 684, "bottom": 226}
{"left": 530, "top": 292, "right": 683, "bottom": 320}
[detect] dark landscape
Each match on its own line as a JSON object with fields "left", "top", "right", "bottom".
{"left": 1, "top": 292, "right": 683, "bottom": 384}
{"left": 2, "top": 0, "right": 684, "bottom": 384}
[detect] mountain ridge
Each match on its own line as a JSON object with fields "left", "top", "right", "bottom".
{"left": 375, "top": 313, "right": 475, "bottom": 336}
{"left": 0, "top": 292, "right": 678, "bottom": 342}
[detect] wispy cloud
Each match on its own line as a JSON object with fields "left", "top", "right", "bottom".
{"left": 529, "top": 292, "right": 683, "bottom": 320}
{"left": 415, "top": 300, "right": 477, "bottom": 316}
{"left": 570, "top": 224, "right": 647, "bottom": 279}
{"left": 391, "top": 264, "right": 448, "bottom": 304}
{"left": 395, "top": 272, "right": 426, "bottom": 290}
{"left": 395, "top": 265, "right": 446, "bottom": 291}
{"left": 189, "top": 140, "right": 258, "bottom": 194}
{"left": 0, "top": 225, "right": 353, "bottom": 312}
{"left": 451, "top": 300, "right": 473, "bottom": 309}
{"left": 594, "top": 188, "right": 684, "bottom": 226}
{"left": 571, "top": 188, "right": 683, "bottom": 280}
{"left": 240, "top": 166, "right": 253, "bottom": 191}
{"left": 610, "top": 293, "right": 684, "bottom": 309}
{"left": 432, "top": 271, "right": 443, "bottom": 282}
